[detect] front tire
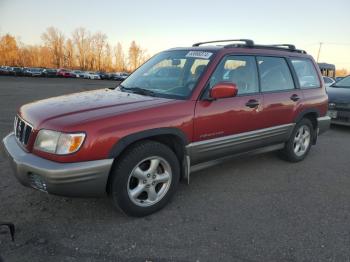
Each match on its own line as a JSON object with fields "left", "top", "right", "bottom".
{"left": 109, "top": 140, "right": 180, "bottom": 217}
{"left": 281, "top": 118, "right": 314, "bottom": 162}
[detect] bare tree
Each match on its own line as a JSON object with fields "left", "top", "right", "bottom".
{"left": 64, "top": 38, "right": 74, "bottom": 68}
{"left": 114, "top": 42, "right": 126, "bottom": 72}
{"left": 41, "top": 27, "right": 65, "bottom": 68}
{"left": 0, "top": 34, "right": 19, "bottom": 66}
{"left": 103, "top": 43, "right": 112, "bottom": 72}
{"left": 92, "top": 32, "right": 107, "bottom": 71}
{"left": 72, "top": 27, "right": 91, "bottom": 70}
{"left": 128, "top": 41, "right": 146, "bottom": 72}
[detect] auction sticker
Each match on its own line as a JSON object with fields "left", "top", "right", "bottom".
{"left": 185, "top": 51, "right": 213, "bottom": 59}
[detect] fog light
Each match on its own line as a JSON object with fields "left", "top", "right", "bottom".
{"left": 28, "top": 173, "right": 47, "bottom": 192}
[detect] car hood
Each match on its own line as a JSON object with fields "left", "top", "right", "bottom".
{"left": 327, "top": 86, "right": 350, "bottom": 103}
{"left": 19, "top": 88, "right": 174, "bottom": 128}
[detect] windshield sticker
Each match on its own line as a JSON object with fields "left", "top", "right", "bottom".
{"left": 185, "top": 51, "right": 213, "bottom": 59}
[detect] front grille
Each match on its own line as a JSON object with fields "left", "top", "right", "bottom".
{"left": 335, "top": 103, "right": 350, "bottom": 111}
{"left": 14, "top": 115, "right": 33, "bottom": 145}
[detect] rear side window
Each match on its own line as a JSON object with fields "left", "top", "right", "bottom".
{"left": 257, "top": 56, "right": 295, "bottom": 92}
{"left": 291, "top": 59, "right": 320, "bottom": 89}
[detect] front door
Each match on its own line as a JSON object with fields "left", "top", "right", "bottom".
{"left": 190, "top": 55, "right": 264, "bottom": 164}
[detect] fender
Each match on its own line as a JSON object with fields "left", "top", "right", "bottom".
{"left": 293, "top": 108, "right": 320, "bottom": 144}
{"left": 108, "top": 127, "right": 189, "bottom": 159}
{"left": 293, "top": 108, "right": 320, "bottom": 123}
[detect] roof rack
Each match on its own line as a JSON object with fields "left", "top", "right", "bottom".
{"left": 192, "top": 39, "right": 307, "bottom": 54}
{"left": 192, "top": 39, "right": 254, "bottom": 47}
{"left": 251, "top": 44, "right": 307, "bottom": 54}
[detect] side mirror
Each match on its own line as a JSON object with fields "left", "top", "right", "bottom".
{"left": 210, "top": 82, "right": 238, "bottom": 100}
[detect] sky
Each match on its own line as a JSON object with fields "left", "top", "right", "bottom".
{"left": 1, "top": 0, "right": 350, "bottom": 69}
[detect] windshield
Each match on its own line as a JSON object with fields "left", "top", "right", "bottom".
{"left": 333, "top": 76, "right": 350, "bottom": 88}
{"left": 120, "top": 50, "right": 214, "bottom": 99}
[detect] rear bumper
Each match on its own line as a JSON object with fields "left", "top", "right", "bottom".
{"left": 317, "top": 116, "right": 331, "bottom": 135}
{"left": 1, "top": 133, "right": 113, "bottom": 197}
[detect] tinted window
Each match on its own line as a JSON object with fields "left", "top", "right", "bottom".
{"left": 333, "top": 76, "right": 350, "bottom": 87}
{"left": 291, "top": 59, "right": 320, "bottom": 89}
{"left": 323, "top": 77, "right": 333, "bottom": 84}
{"left": 209, "top": 56, "right": 259, "bottom": 95}
{"left": 258, "top": 57, "right": 295, "bottom": 92}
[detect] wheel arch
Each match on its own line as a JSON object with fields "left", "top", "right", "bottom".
{"left": 294, "top": 109, "right": 320, "bottom": 144}
{"left": 106, "top": 128, "right": 189, "bottom": 193}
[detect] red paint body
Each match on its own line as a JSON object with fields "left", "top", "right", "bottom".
{"left": 18, "top": 47, "right": 328, "bottom": 163}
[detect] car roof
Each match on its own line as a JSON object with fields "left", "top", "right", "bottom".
{"left": 167, "top": 39, "right": 310, "bottom": 58}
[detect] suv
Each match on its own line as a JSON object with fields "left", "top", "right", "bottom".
{"left": 1, "top": 39, "right": 330, "bottom": 217}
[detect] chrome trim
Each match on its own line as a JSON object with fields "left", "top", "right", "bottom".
{"left": 187, "top": 124, "right": 295, "bottom": 164}
{"left": 14, "top": 115, "right": 34, "bottom": 146}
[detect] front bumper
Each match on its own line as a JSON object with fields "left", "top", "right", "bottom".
{"left": 317, "top": 116, "right": 331, "bottom": 135}
{"left": 328, "top": 110, "right": 350, "bottom": 126}
{"left": 1, "top": 133, "right": 113, "bottom": 197}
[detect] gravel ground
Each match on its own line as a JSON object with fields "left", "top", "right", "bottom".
{"left": 0, "top": 77, "right": 350, "bottom": 262}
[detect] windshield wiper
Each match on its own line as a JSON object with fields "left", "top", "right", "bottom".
{"left": 120, "top": 85, "right": 157, "bottom": 97}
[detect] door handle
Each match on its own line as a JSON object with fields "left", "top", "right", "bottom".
{"left": 245, "top": 99, "right": 260, "bottom": 108}
{"left": 290, "top": 94, "right": 300, "bottom": 102}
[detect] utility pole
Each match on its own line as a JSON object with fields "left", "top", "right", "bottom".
{"left": 317, "top": 42, "right": 323, "bottom": 62}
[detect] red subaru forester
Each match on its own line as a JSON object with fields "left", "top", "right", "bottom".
{"left": 2, "top": 39, "right": 330, "bottom": 216}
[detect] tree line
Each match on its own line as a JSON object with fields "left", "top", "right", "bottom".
{"left": 0, "top": 27, "right": 150, "bottom": 72}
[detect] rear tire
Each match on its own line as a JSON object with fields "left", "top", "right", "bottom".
{"left": 109, "top": 140, "right": 180, "bottom": 217}
{"left": 281, "top": 118, "right": 314, "bottom": 162}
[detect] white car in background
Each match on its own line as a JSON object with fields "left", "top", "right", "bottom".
{"left": 83, "top": 72, "right": 101, "bottom": 80}
{"left": 323, "top": 76, "right": 335, "bottom": 87}
{"left": 71, "top": 70, "right": 85, "bottom": 78}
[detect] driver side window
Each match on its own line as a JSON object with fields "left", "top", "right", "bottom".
{"left": 209, "top": 56, "right": 259, "bottom": 95}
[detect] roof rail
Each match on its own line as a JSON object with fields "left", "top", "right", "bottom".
{"left": 192, "top": 39, "right": 307, "bottom": 54}
{"left": 252, "top": 44, "right": 307, "bottom": 54}
{"left": 270, "top": 44, "right": 296, "bottom": 50}
{"left": 192, "top": 39, "right": 254, "bottom": 47}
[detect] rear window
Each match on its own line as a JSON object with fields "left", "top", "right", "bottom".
{"left": 291, "top": 59, "right": 320, "bottom": 89}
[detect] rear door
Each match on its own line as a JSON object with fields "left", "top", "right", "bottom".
{"left": 257, "top": 56, "right": 303, "bottom": 129}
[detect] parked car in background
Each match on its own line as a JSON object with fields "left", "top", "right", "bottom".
{"left": 327, "top": 75, "right": 350, "bottom": 126}
{"left": 0, "top": 66, "right": 12, "bottom": 75}
{"left": 57, "top": 69, "right": 75, "bottom": 78}
{"left": 24, "top": 68, "right": 43, "bottom": 77}
{"left": 71, "top": 70, "right": 85, "bottom": 78}
{"left": 14, "top": 67, "right": 25, "bottom": 76}
{"left": 323, "top": 76, "right": 335, "bottom": 87}
{"left": 110, "top": 72, "right": 129, "bottom": 81}
{"left": 42, "top": 69, "right": 58, "bottom": 78}
{"left": 84, "top": 72, "right": 101, "bottom": 80}
{"left": 335, "top": 76, "right": 345, "bottom": 82}
{"left": 96, "top": 71, "right": 110, "bottom": 80}
{"left": 1, "top": 39, "right": 330, "bottom": 217}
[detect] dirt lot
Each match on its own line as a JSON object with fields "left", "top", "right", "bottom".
{"left": 0, "top": 76, "right": 350, "bottom": 262}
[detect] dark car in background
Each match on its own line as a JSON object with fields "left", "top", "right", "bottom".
{"left": 327, "top": 76, "right": 350, "bottom": 126}
{"left": 96, "top": 71, "right": 110, "bottom": 80}
{"left": 8, "top": 67, "right": 25, "bottom": 76}
{"left": 24, "top": 68, "right": 43, "bottom": 77}
{"left": 0, "top": 66, "right": 11, "bottom": 75}
{"left": 335, "top": 76, "right": 345, "bottom": 82}
{"left": 42, "top": 69, "right": 58, "bottom": 78}
{"left": 110, "top": 72, "right": 129, "bottom": 81}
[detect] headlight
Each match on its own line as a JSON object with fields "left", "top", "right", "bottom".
{"left": 34, "top": 130, "right": 85, "bottom": 155}
{"left": 329, "top": 102, "right": 336, "bottom": 109}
